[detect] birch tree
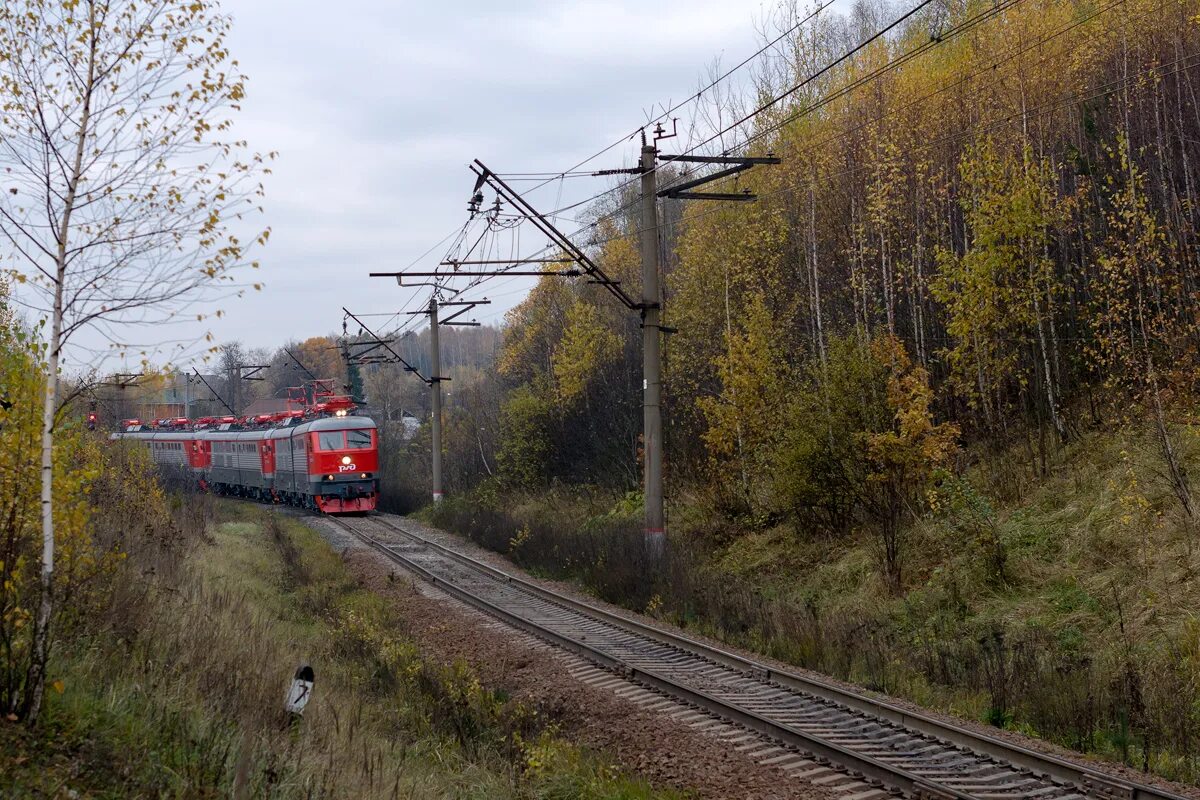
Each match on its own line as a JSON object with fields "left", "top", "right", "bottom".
{"left": 0, "top": 0, "right": 272, "bottom": 723}
{"left": 1089, "top": 136, "right": 1195, "bottom": 520}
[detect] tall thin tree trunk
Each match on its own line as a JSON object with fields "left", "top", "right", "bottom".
{"left": 850, "top": 197, "right": 866, "bottom": 334}
{"left": 1147, "top": 356, "right": 1193, "bottom": 520}
{"left": 1136, "top": 270, "right": 1194, "bottom": 519}
{"left": 723, "top": 263, "right": 747, "bottom": 499}
{"left": 913, "top": 183, "right": 928, "bottom": 368}
{"left": 1031, "top": 265, "right": 1066, "bottom": 442}
{"left": 809, "top": 185, "right": 826, "bottom": 367}
{"left": 1172, "top": 35, "right": 1200, "bottom": 325}
{"left": 1047, "top": 270, "right": 1063, "bottom": 396}
{"left": 881, "top": 230, "right": 895, "bottom": 335}
{"left": 808, "top": 184, "right": 835, "bottom": 447}
{"left": 27, "top": 277, "right": 62, "bottom": 725}
{"left": 26, "top": 1, "right": 96, "bottom": 726}
{"left": 972, "top": 332, "right": 995, "bottom": 433}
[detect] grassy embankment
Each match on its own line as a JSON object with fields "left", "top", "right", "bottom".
{"left": 1, "top": 498, "right": 677, "bottom": 800}
{"left": 424, "top": 425, "right": 1200, "bottom": 784}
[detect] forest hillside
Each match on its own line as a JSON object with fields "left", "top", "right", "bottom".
{"left": 380, "top": 0, "right": 1200, "bottom": 783}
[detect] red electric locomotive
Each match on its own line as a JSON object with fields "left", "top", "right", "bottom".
{"left": 111, "top": 398, "right": 379, "bottom": 514}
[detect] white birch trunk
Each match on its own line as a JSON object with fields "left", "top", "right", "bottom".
{"left": 25, "top": 5, "right": 95, "bottom": 724}
{"left": 27, "top": 280, "right": 62, "bottom": 724}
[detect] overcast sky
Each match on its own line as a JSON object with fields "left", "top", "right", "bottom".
{"left": 201, "top": 0, "right": 786, "bottom": 353}
{"left": 29, "top": 0, "right": 852, "bottom": 371}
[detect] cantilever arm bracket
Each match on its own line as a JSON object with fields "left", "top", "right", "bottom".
{"left": 657, "top": 154, "right": 781, "bottom": 165}
{"left": 658, "top": 162, "right": 753, "bottom": 197}
{"left": 657, "top": 154, "right": 781, "bottom": 201}
{"left": 439, "top": 305, "right": 477, "bottom": 325}
{"left": 669, "top": 191, "right": 757, "bottom": 201}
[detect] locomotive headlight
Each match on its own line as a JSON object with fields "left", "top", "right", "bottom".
{"left": 341, "top": 455, "right": 351, "bottom": 465}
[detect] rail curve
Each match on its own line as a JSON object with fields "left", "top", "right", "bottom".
{"left": 327, "top": 512, "right": 1192, "bottom": 800}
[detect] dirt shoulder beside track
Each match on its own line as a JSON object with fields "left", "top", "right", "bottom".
{"left": 300, "top": 511, "right": 832, "bottom": 800}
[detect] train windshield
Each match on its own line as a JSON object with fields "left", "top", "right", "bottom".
{"left": 317, "top": 431, "right": 345, "bottom": 450}
{"left": 315, "top": 429, "right": 374, "bottom": 450}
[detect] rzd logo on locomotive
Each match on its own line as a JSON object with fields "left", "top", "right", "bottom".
{"left": 337, "top": 463, "right": 357, "bottom": 473}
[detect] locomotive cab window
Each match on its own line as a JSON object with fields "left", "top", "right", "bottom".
{"left": 346, "top": 430, "right": 372, "bottom": 449}
{"left": 317, "top": 431, "right": 344, "bottom": 450}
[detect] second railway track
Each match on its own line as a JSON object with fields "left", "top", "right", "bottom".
{"left": 328, "top": 512, "right": 1192, "bottom": 800}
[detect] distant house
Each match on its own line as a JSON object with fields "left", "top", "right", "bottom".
{"left": 128, "top": 372, "right": 218, "bottom": 420}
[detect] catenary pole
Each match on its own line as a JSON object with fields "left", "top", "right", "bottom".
{"left": 229, "top": 367, "right": 239, "bottom": 417}
{"left": 429, "top": 295, "right": 444, "bottom": 503}
{"left": 381, "top": 144, "right": 775, "bottom": 537}
{"left": 640, "top": 143, "right": 665, "bottom": 553}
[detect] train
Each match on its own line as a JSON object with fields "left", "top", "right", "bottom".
{"left": 109, "top": 396, "right": 379, "bottom": 514}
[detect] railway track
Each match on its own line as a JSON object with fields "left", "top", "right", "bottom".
{"left": 327, "top": 512, "right": 1192, "bottom": 800}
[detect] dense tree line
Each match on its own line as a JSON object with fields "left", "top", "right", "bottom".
{"left": 432, "top": 0, "right": 1200, "bottom": 577}
{"left": 104, "top": 0, "right": 1200, "bottom": 586}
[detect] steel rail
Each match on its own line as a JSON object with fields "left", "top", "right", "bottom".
{"left": 330, "top": 516, "right": 952, "bottom": 797}
{"left": 332, "top": 513, "right": 1193, "bottom": 800}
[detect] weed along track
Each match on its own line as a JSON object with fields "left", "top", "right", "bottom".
{"left": 329, "top": 513, "right": 1191, "bottom": 800}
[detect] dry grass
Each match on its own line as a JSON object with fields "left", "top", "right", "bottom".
{"left": 1, "top": 496, "right": 678, "bottom": 800}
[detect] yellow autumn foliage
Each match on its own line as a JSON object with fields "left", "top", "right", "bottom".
{"left": 553, "top": 300, "right": 621, "bottom": 404}
{"left": 0, "top": 287, "right": 148, "bottom": 714}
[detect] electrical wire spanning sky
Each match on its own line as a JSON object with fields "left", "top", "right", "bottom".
{"left": 204, "top": 0, "right": 787, "bottom": 350}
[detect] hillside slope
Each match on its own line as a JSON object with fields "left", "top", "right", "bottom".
{"left": 428, "top": 424, "right": 1200, "bottom": 784}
